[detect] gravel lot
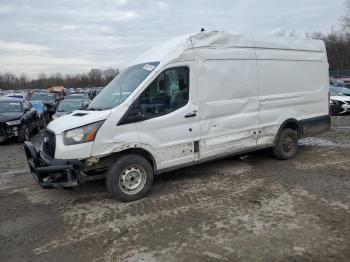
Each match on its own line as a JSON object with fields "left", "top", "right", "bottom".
{"left": 1, "top": 116, "right": 350, "bottom": 262}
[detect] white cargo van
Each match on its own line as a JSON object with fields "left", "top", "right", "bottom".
{"left": 24, "top": 31, "right": 330, "bottom": 202}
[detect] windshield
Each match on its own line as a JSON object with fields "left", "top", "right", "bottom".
{"left": 88, "top": 62, "right": 159, "bottom": 110}
{"left": 31, "top": 101, "right": 44, "bottom": 112}
{"left": 58, "top": 100, "right": 82, "bottom": 112}
{"left": 331, "top": 86, "right": 350, "bottom": 95}
{"left": 31, "top": 93, "right": 54, "bottom": 101}
{"left": 0, "top": 101, "right": 23, "bottom": 113}
{"left": 330, "top": 90, "right": 339, "bottom": 96}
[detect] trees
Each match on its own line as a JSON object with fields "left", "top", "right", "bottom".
{"left": 103, "top": 68, "right": 119, "bottom": 83}
{"left": 343, "top": 0, "right": 350, "bottom": 31}
{"left": 88, "top": 69, "right": 103, "bottom": 87}
{"left": 0, "top": 68, "right": 119, "bottom": 90}
{"left": 311, "top": 31, "right": 350, "bottom": 71}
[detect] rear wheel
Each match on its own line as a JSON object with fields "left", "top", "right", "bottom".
{"left": 272, "top": 128, "right": 298, "bottom": 160}
{"left": 106, "top": 154, "right": 154, "bottom": 202}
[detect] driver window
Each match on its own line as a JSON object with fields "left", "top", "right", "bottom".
{"left": 139, "top": 67, "right": 189, "bottom": 118}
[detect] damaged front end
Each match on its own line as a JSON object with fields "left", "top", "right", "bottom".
{"left": 24, "top": 141, "right": 84, "bottom": 189}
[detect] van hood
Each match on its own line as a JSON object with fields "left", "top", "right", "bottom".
{"left": 0, "top": 112, "right": 23, "bottom": 123}
{"left": 47, "top": 109, "right": 112, "bottom": 134}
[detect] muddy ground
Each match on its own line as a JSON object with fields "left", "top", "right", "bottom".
{"left": 0, "top": 116, "right": 350, "bottom": 262}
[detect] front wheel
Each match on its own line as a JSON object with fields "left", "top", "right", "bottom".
{"left": 18, "top": 124, "right": 30, "bottom": 143}
{"left": 106, "top": 154, "right": 154, "bottom": 202}
{"left": 272, "top": 128, "right": 298, "bottom": 160}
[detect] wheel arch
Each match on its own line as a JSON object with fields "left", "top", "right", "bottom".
{"left": 98, "top": 147, "right": 158, "bottom": 173}
{"left": 274, "top": 118, "right": 303, "bottom": 143}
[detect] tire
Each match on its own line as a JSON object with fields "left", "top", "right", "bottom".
{"left": 272, "top": 128, "right": 298, "bottom": 160}
{"left": 18, "top": 124, "right": 30, "bottom": 143}
{"left": 330, "top": 102, "right": 343, "bottom": 115}
{"left": 106, "top": 154, "right": 154, "bottom": 202}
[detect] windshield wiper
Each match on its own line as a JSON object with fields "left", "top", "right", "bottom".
{"left": 86, "top": 107, "right": 102, "bottom": 111}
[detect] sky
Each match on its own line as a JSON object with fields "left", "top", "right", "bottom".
{"left": 0, "top": 0, "right": 346, "bottom": 78}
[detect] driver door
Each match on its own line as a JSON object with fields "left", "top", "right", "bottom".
{"left": 133, "top": 66, "right": 199, "bottom": 171}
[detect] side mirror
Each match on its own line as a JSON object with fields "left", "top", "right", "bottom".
{"left": 118, "top": 98, "right": 146, "bottom": 125}
{"left": 24, "top": 108, "right": 30, "bottom": 113}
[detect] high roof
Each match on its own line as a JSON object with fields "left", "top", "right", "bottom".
{"left": 131, "top": 31, "right": 326, "bottom": 66}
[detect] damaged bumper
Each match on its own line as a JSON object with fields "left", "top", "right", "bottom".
{"left": 24, "top": 141, "right": 84, "bottom": 189}
{"left": 0, "top": 125, "right": 19, "bottom": 142}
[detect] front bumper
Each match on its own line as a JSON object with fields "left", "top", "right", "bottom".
{"left": 0, "top": 125, "right": 19, "bottom": 141}
{"left": 342, "top": 103, "right": 350, "bottom": 112}
{"left": 24, "top": 141, "right": 84, "bottom": 189}
{"left": 330, "top": 101, "right": 350, "bottom": 115}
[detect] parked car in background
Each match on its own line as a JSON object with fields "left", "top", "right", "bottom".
{"left": 0, "top": 97, "right": 39, "bottom": 142}
{"left": 31, "top": 101, "right": 50, "bottom": 127}
{"left": 330, "top": 90, "right": 350, "bottom": 115}
{"left": 88, "top": 90, "right": 98, "bottom": 100}
{"left": 66, "top": 92, "right": 90, "bottom": 100}
{"left": 330, "top": 79, "right": 344, "bottom": 87}
{"left": 30, "top": 93, "right": 57, "bottom": 116}
{"left": 6, "top": 92, "right": 29, "bottom": 100}
{"left": 333, "top": 78, "right": 350, "bottom": 89}
{"left": 52, "top": 99, "right": 87, "bottom": 119}
{"left": 51, "top": 91, "right": 64, "bottom": 102}
{"left": 330, "top": 85, "right": 350, "bottom": 96}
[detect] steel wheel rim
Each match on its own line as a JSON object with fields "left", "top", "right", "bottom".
{"left": 282, "top": 135, "right": 294, "bottom": 153}
{"left": 119, "top": 165, "right": 146, "bottom": 195}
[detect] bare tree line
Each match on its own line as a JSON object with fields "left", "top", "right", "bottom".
{"left": 0, "top": 68, "right": 119, "bottom": 90}
{"left": 343, "top": 0, "right": 350, "bottom": 31}
{"left": 2, "top": 29, "right": 350, "bottom": 91}
{"left": 1, "top": 0, "right": 350, "bottom": 90}
{"left": 311, "top": 31, "right": 350, "bottom": 71}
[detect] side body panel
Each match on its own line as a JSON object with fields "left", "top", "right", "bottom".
{"left": 256, "top": 48, "right": 329, "bottom": 145}
{"left": 194, "top": 48, "right": 260, "bottom": 159}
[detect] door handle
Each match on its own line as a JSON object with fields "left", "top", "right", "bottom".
{"left": 184, "top": 112, "right": 197, "bottom": 118}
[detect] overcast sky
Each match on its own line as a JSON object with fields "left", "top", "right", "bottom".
{"left": 0, "top": 0, "right": 346, "bottom": 78}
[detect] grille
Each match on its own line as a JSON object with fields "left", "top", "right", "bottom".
{"left": 42, "top": 130, "right": 56, "bottom": 158}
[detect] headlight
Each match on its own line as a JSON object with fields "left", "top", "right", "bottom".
{"left": 6, "top": 119, "right": 21, "bottom": 126}
{"left": 63, "top": 121, "right": 104, "bottom": 145}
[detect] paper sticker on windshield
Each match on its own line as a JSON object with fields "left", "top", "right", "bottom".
{"left": 143, "top": 64, "right": 156, "bottom": 71}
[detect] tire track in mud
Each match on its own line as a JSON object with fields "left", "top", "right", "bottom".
{"left": 33, "top": 175, "right": 264, "bottom": 255}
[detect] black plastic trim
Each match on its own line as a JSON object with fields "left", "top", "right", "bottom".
{"left": 24, "top": 141, "right": 84, "bottom": 189}
{"left": 300, "top": 115, "right": 331, "bottom": 137}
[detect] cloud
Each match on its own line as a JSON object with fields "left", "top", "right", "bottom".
{"left": 0, "top": 0, "right": 345, "bottom": 77}
{"left": 0, "top": 41, "right": 49, "bottom": 53}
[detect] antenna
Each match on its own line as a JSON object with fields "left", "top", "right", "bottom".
{"left": 201, "top": 28, "right": 205, "bottom": 32}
